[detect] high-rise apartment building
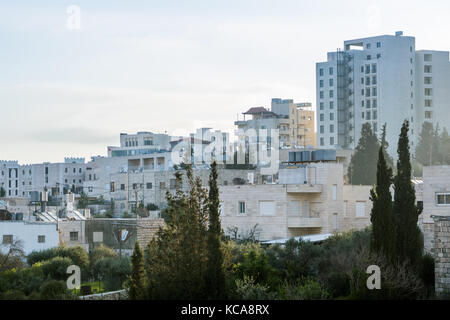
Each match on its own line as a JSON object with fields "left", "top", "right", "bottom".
{"left": 316, "top": 31, "right": 450, "bottom": 157}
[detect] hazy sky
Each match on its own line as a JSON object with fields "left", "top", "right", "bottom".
{"left": 1, "top": 0, "right": 450, "bottom": 164}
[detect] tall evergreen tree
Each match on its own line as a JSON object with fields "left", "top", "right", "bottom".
{"left": 393, "top": 120, "right": 423, "bottom": 268}
{"left": 415, "top": 121, "right": 440, "bottom": 166}
{"left": 380, "top": 123, "right": 394, "bottom": 171}
{"left": 347, "top": 123, "right": 380, "bottom": 185}
{"left": 370, "top": 147, "right": 396, "bottom": 262}
{"left": 440, "top": 127, "right": 450, "bottom": 165}
{"left": 145, "top": 166, "right": 209, "bottom": 299}
{"left": 129, "top": 241, "right": 146, "bottom": 300}
{"left": 205, "top": 161, "right": 226, "bottom": 299}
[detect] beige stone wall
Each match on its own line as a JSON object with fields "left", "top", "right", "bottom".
{"left": 342, "top": 185, "right": 372, "bottom": 232}
{"left": 57, "top": 220, "right": 88, "bottom": 250}
{"left": 420, "top": 166, "right": 450, "bottom": 223}
{"left": 219, "top": 163, "right": 371, "bottom": 241}
{"left": 136, "top": 218, "right": 164, "bottom": 249}
{"left": 433, "top": 217, "right": 450, "bottom": 296}
{"left": 420, "top": 221, "right": 435, "bottom": 256}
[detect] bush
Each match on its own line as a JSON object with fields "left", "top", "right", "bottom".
{"left": 27, "top": 246, "right": 89, "bottom": 273}
{"left": 1, "top": 289, "right": 27, "bottom": 300}
{"left": 92, "top": 257, "right": 131, "bottom": 292}
{"left": 421, "top": 253, "right": 435, "bottom": 295}
{"left": 89, "top": 245, "right": 118, "bottom": 269}
{"left": 234, "top": 275, "right": 277, "bottom": 300}
{"left": 39, "top": 280, "right": 69, "bottom": 300}
{"left": 42, "top": 256, "right": 73, "bottom": 281}
{"left": 278, "top": 278, "right": 330, "bottom": 300}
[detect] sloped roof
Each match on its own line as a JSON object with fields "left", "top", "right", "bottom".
{"left": 243, "top": 107, "right": 277, "bottom": 116}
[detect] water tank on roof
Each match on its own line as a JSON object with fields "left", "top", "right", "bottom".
{"left": 301, "top": 151, "right": 312, "bottom": 162}
{"left": 288, "top": 152, "right": 296, "bottom": 162}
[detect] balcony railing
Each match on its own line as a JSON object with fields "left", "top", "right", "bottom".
{"left": 287, "top": 216, "right": 323, "bottom": 228}
{"left": 286, "top": 184, "right": 322, "bottom": 193}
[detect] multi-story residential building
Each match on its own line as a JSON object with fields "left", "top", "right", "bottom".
{"left": 316, "top": 31, "right": 450, "bottom": 158}
{"left": 235, "top": 99, "right": 316, "bottom": 150}
{"left": 1, "top": 158, "right": 86, "bottom": 198}
{"left": 271, "top": 98, "right": 316, "bottom": 148}
{"left": 107, "top": 131, "right": 171, "bottom": 158}
{"left": 220, "top": 162, "right": 372, "bottom": 241}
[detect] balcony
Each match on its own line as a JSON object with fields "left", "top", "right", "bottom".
{"left": 286, "top": 184, "right": 322, "bottom": 193}
{"left": 287, "top": 216, "right": 323, "bottom": 228}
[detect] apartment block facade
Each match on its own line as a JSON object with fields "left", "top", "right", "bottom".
{"left": 316, "top": 32, "right": 450, "bottom": 158}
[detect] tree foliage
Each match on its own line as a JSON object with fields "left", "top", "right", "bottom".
{"left": 347, "top": 123, "right": 381, "bottom": 185}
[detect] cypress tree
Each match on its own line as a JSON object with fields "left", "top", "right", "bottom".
{"left": 347, "top": 123, "right": 380, "bottom": 185}
{"left": 370, "top": 147, "right": 396, "bottom": 261}
{"left": 129, "top": 241, "right": 146, "bottom": 300}
{"left": 393, "top": 120, "right": 423, "bottom": 268}
{"left": 205, "top": 161, "right": 226, "bottom": 299}
{"left": 380, "top": 123, "right": 394, "bottom": 171}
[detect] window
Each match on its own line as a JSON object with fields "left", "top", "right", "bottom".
{"left": 373, "top": 122, "right": 377, "bottom": 132}
{"left": 38, "top": 235, "right": 45, "bottom": 243}
{"left": 93, "top": 232, "right": 103, "bottom": 243}
{"left": 365, "top": 88, "right": 370, "bottom": 97}
{"left": 329, "top": 79, "right": 334, "bottom": 86}
{"left": 424, "top": 65, "right": 432, "bottom": 73}
{"left": 320, "top": 137, "right": 324, "bottom": 146}
{"left": 320, "top": 80, "right": 324, "bottom": 87}
{"left": 425, "top": 100, "right": 432, "bottom": 107}
{"left": 330, "top": 113, "right": 334, "bottom": 121}
{"left": 361, "top": 77, "right": 364, "bottom": 84}
{"left": 332, "top": 184, "right": 337, "bottom": 200}
{"left": 319, "top": 102, "right": 324, "bottom": 110}
{"left": 366, "top": 111, "right": 371, "bottom": 120}
{"left": 329, "top": 90, "right": 334, "bottom": 98}
{"left": 366, "top": 55, "right": 371, "bottom": 60}
{"left": 365, "top": 76, "right": 370, "bottom": 85}
{"left": 320, "top": 91, "right": 324, "bottom": 99}
{"left": 425, "top": 88, "right": 432, "bottom": 96}
{"left": 320, "top": 125, "right": 324, "bottom": 134}
{"left": 436, "top": 193, "right": 450, "bottom": 205}
{"left": 376, "top": 42, "right": 381, "bottom": 48}
{"left": 365, "top": 65, "right": 370, "bottom": 74}
{"left": 133, "top": 183, "right": 137, "bottom": 190}
{"left": 425, "top": 111, "right": 432, "bottom": 119}
{"left": 424, "top": 77, "right": 432, "bottom": 84}
{"left": 373, "top": 110, "right": 377, "bottom": 120}
{"left": 319, "top": 68, "right": 324, "bottom": 76}
{"left": 366, "top": 99, "right": 371, "bottom": 108}
{"left": 70, "top": 232, "right": 78, "bottom": 241}
{"left": 361, "top": 100, "right": 364, "bottom": 107}
{"left": 65, "top": 168, "right": 68, "bottom": 173}
{"left": 110, "top": 182, "right": 115, "bottom": 192}
{"left": 361, "top": 66, "right": 364, "bottom": 73}
{"left": 377, "top": 53, "right": 381, "bottom": 59}
{"left": 329, "top": 101, "right": 334, "bottom": 109}
{"left": 373, "top": 99, "right": 377, "bottom": 108}
{"left": 330, "top": 124, "right": 334, "bottom": 133}
{"left": 320, "top": 114, "right": 324, "bottom": 121}
{"left": 372, "top": 76, "right": 377, "bottom": 85}
{"left": 372, "top": 87, "right": 377, "bottom": 96}
{"left": 329, "top": 67, "right": 333, "bottom": 75}
{"left": 2, "top": 235, "right": 13, "bottom": 244}
{"left": 146, "top": 183, "right": 152, "bottom": 189}
{"left": 362, "top": 112, "right": 365, "bottom": 119}
{"left": 159, "top": 182, "right": 166, "bottom": 189}
{"left": 366, "top": 43, "right": 371, "bottom": 49}
{"left": 238, "top": 201, "right": 246, "bottom": 215}
{"left": 259, "top": 201, "right": 275, "bottom": 216}
{"left": 371, "top": 64, "right": 377, "bottom": 73}
{"left": 356, "top": 201, "right": 366, "bottom": 217}
{"left": 330, "top": 137, "right": 334, "bottom": 145}
{"left": 121, "top": 184, "right": 125, "bottom": 190}
{"left": 424, "top": 54, "right": 432, "bottom": 62}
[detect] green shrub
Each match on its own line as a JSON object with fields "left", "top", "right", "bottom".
{"left": 27, "top": 246, "right": 89, "bottom": 272}
{"left": 92, "top": 257, "right": 131, "bottom": 291}
{"left": 234, "top": 275, "right": 277, "bottom": 300}
{"left": 42, "top": 256, "right": 73, "bottom": 281}
{"left": 39, "top": 280, "right": 68, "bottom": 300}
{"left": 278, "top": 278, "right": 330, "bottom": 300}
{"left": 1, "top": 289, "right": 27, "bottom": 300}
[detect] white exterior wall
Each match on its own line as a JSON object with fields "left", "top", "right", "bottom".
{"left": 0, "top": 221, "right": 59, "bottom": 255}
{"left": 316, "top": 32, "right": 450, "bottom": 158}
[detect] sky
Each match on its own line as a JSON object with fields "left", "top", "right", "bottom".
{"left": 1, "top": 0, "right": 450, "bottom": 164}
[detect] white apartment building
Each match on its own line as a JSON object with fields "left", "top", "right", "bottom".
{"left": 220, "top": 162, "right": 372, "bottom": 241}
{"left": 1, "top": 158, "right": 86, "bottom": 198}
{"left": 316, "top": 31, "right": 450, "bottom": 158}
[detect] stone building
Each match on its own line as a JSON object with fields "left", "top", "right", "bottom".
{"left": 219, "top": 162, "right": 372, "bottom": 241}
